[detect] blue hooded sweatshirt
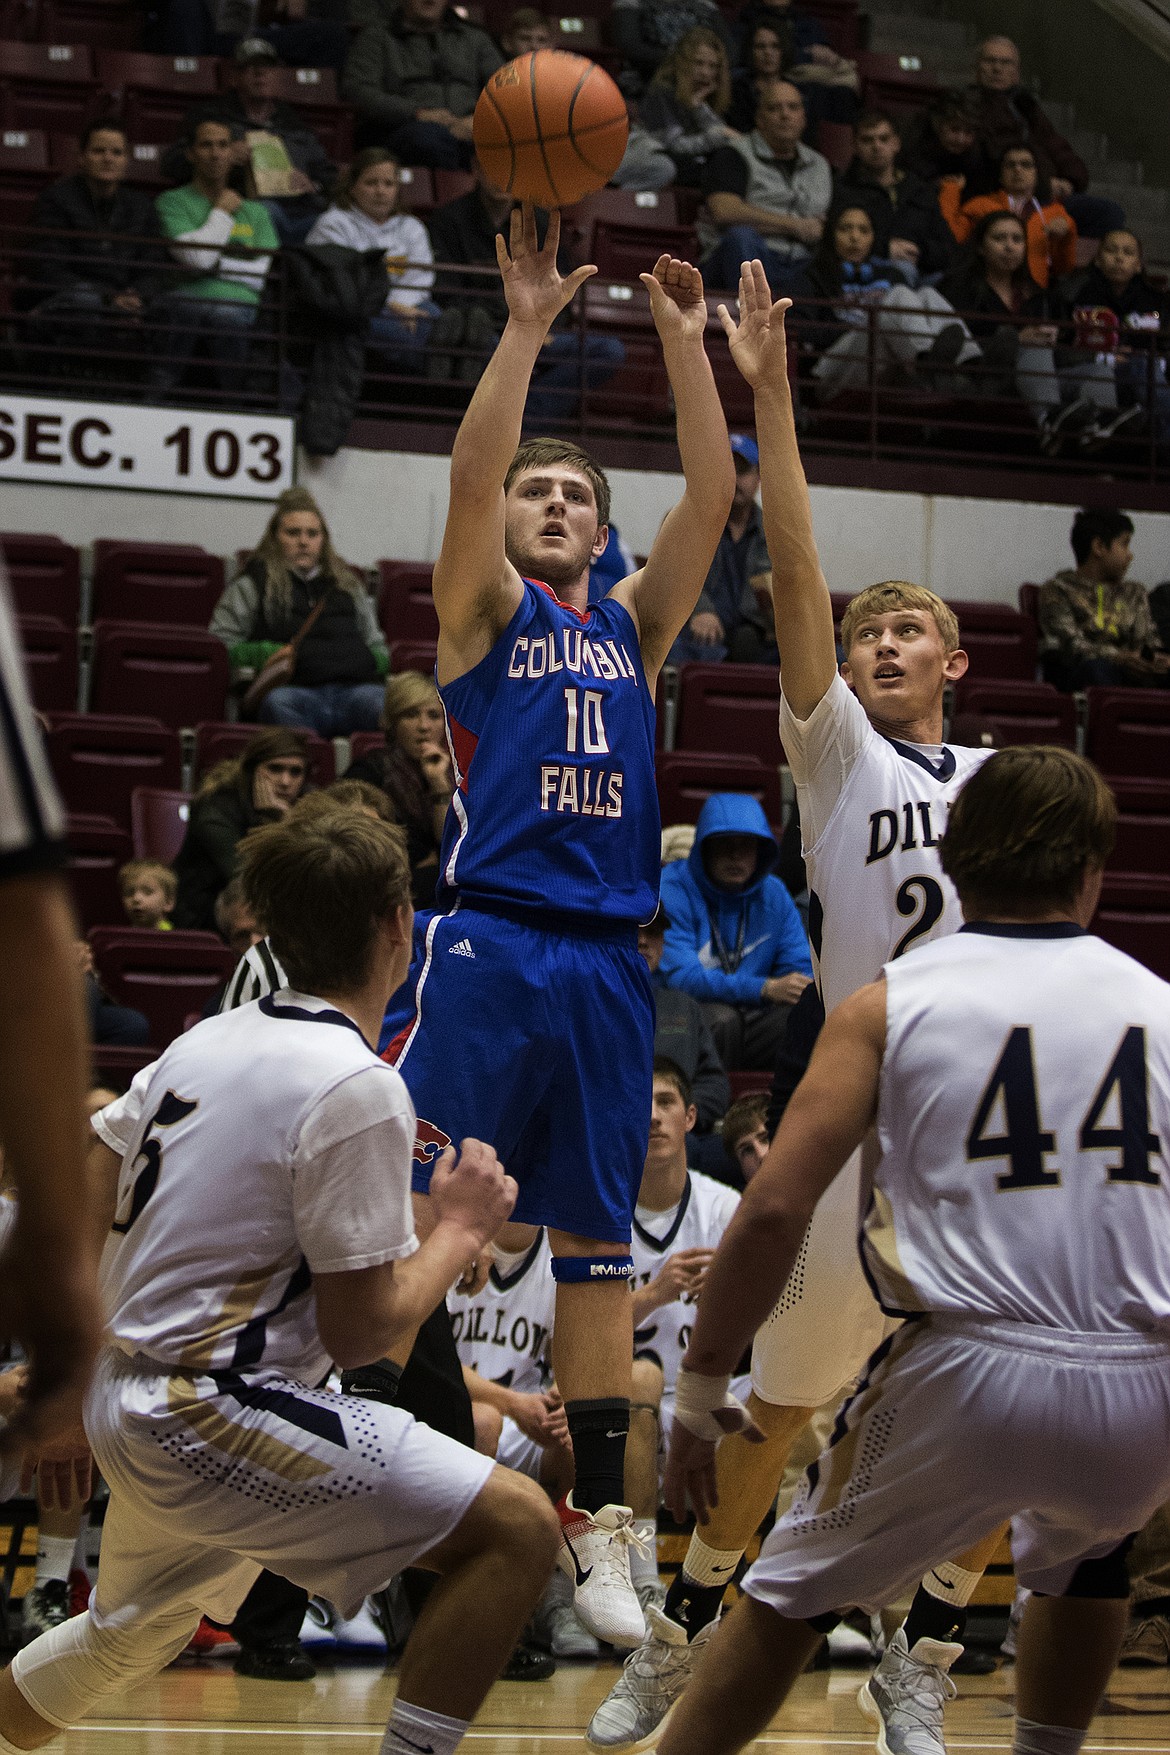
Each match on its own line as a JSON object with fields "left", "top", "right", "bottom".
{"left": 658, "top": 793, "right": 813, "bottom": 1006}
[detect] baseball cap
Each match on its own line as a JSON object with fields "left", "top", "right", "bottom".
{"left": 730, "top": 433, "right": 760, "bottom": 467}
{"left": 235, "top": 37, "right": 280, "bottom": 65}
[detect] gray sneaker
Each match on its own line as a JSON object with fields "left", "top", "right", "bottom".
{"left": 1121, "top": 1614, "right": 1170, "bottom": 1667}
{"left": 533, "top": 1571, "right": 600, "bottom": 1660}
{"left": 635, "top": 1576, "right": 667, "bottom": 1618}
{"left": 857, "top": 1627, "right": 960, "bottom": 1755}
{"left": 586, "top": 1607, "right": 717, "bottom": 1753}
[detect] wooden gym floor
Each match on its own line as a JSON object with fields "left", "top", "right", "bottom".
{"left": 59, "top": 1651, "right": 1170, "bottom": 1755}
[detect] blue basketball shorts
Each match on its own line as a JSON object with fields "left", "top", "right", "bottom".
{"left": 380, "top": 903, "right": 654, "bottom": 1243}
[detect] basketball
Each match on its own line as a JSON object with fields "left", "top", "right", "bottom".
{"left": 473, "top": 49, "right": 629, "bottom": 208}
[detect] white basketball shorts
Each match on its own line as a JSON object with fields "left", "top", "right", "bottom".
{"left": 496, "top": 1415, "right": 544, "bottom": 1481}
{"left": 745, "top": 1314, "right": 1170, "bottom": 1622}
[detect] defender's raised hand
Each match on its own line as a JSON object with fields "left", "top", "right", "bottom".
{"left": 640, "top": 253, "right": 709, "bottom": 345}
{"left": 496, "top": 203, "right": 596, "bottom": 331}
{"left": 719, "top": 258, "right": 792, "bottom": 390}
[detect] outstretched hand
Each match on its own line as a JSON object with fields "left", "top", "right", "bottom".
{"left": 718, "top": 258, "right": 792, "bottom": 390}
{"left": 496, "top": 203, "right": 596, "bottom": 331}
{"left": 640, "top": 254, "right": 709, "bottom": 344}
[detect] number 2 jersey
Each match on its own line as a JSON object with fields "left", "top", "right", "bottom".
{"left": 780, "top": 674, "right": 990, "bottom": 1013}
{"left": 436, "top": 578, "right": 660, "bottom": 925}
{"left": 863, "top": 926, "right": 1170, "bottom": 1333}
{"left": 91, "top": 993, "right": 420, "bottom": 1386}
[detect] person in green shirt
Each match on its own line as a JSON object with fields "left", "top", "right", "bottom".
{"left": 153, "top": 118, "right": 280, "bottom": 392}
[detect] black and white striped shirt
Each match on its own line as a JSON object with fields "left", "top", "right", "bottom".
{"left": 219, "top": 937, "right": 288, "bottom": 1011}
{"left": 0, "top": 575, "right": 66, "bottom": 882}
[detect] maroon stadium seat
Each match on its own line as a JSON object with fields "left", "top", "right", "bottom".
{"left": 549, "top": 13, "right": 602, "bottom": 50}
{"left": 657, "top": 750, "right": 783, "bottom": 827}
{"left": 801, "top": 0, "right": 862, "bottom": 55}
{"left": 16, "top": 611, "right": 77, "bottom": 710}
{"left": 67, "top": 811, "right": 131, "bottom": 929}
{"left": 855, "top": 51, "right": 943, "bottom": 120}
{"left": 192, "top": 719, "right": 336, "bottom": 786}
{"left": 97, "top": 47, "right": 216, "bottom": 98}
{"left": 815, "top": 118, "right": 855, "bottom": 172}
{"left": 378, "top": 560, "right": 439, "bottom": 643}
{"left": 949, "top": 600, "right": 1037, "bottom": 681}
{"left": 579, "top": 281, "right": 672, "bottom": 424}
{"left": 130, "top": 784, "right": 190, "bottom": 864}
{"left": 90, "top": 620, "right": 229, "bottom": 727}
{"left": 46, "top": 712, "right": 181, "bottom": 828}
{"left": 347, "top": 730, "right": 384, "bottom": 766}
{"left": 1085, "top": 688, "right": 1170, "bottom": 780}
{"left": 675, "top": 663, "right": 784, "bottom": 765}
{"left": 0, "top": 125, "right": 51, "bottom": 224}
{"left": 1109, "top": 777, "right": 1170, "bottom": 878}
{"left": 567, "top": 187, "right": 680, "bottom": 258}
{"left": 39, "top": 0, "right": 139, "bottom": 50}
{"left": 433, "top": 168, "right": 475, "bottom": 205}
{"left": 90, "top": 1042, "right": 155, "bottom": 1081}
{"left": 264, "top": 63, "right": 337, "bottom": 104}
{"left": 727, "top": 1069, "right": 773, "bottom": 1100}
{"left": 0, "top": 40, "right": 99, "bottom": 133}
{"left": 92, "top": 538, "right": 225, "bottom": 626}
{"left": 89, "top": 926, "right": 235, "bottom": 1048}
{"left": 1091, "top": 874, "right": 1170, "bottom": 982}
{"left": 590, "top": 220, "right": 697, "bottom": 282}
{"left": 396, "top": 163, "right": 435, "bottom": 214}
{"left": 388, "top": 638, "right": 436, "bottom": 675}
{"left": 0, "top": 0, "right": 42, "bottom": 39}
{"left": 951, "top": 679, "right": 1076, "bottom": 749}
{"left": 1, "top": 530, "right": 81, "bottom": 619}
{"left": 1018, "top": 581, "right": 1041, "bottom": 626}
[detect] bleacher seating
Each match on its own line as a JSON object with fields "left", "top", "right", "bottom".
{"left": 0, "top": 125, "right": 51, "bottom": 224}
{"left": 2, "top": 530, "right": 80, "bottom": 619}
{"left": 46, "top": 712, "right": 182, "bottom": 828}
{"left": 0, "top": 39, "right": 99, "bottom": 133}
{"left": 92, "top": 538, "right": 224, "bottom": 626}
{"left": 675, "top": 664, "right": 784, "bottom": 766}
{"left": 192, "top": 719, "right": 337, "bottom": 786}
{"left": 657, "top": 751, "right": 783, "bottom": 828}
{"left": 89, "top": 619, "right": 229, "bottom": 726}
{"left": 949, "top": 601, "right": 1037, "bottom": 681}
{"left": 17, "top": 610, "right": 77, "bottom": 709}
{"left": 1092, "top": 874, "right": 1170, "bottom": 982}
{"left": 579, "top": 280, "right": 671, "bottom": 424}
{"left": 378, "top": 560, "right": 439, "bottom": 643}
{"left": 88, "top": 924, "right": 235, "bottom": 1046}
{"left": 1086, "top": 687, "right": 1170, "bottom": 779}
{"left": 1109, "top": 777, "right": 1170, "bottom": 877}
{"left": 951, "top": 679, "right": 1076, "bottom": 749}
{"left": 66, "top": 809, "right": 130, "bottom": 928}
{"left": 130, "top": 783, "right": 190, "bottom": 863}
{"left": 389, "top": 638, "right": 436, "bottom": 675}
{"left": 38, "top": 0, "right": 138, "bottom": 51}
{"left": 97, "top": 48, "right": 217, "bottom": 138}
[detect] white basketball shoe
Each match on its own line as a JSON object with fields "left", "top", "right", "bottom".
{"left": 556, "top": 1495, "right": 647, "bottom": 1649}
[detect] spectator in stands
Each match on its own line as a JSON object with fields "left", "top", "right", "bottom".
{"left": 698, "top": 78, "right": 832, "bottom": 295}
{"left": 424, "top": 166, "right": 623, "bottom": 425}
{"left": 342, "top": 0, "right": 501, "bottom": 168}
{"left": 119, "top": 861, "right": 176, "bottom": 930}
{"left": 967, "top": 35, "right": 1124, "bottom": 238}
{"left": 496, "top": 7, "right": 551, "bottom": 57}
{"left": 164, "top": 39, "right": 335, "bottom": 246}
{"left": 306, "top": 148, "right": 438, "bottom": 368}
{"left": 672, "top": 433, "right": 777, "bottom": 663}
{"left": 1058, "top": 228, "right": 1170, "bottom": 448}
{"left": 658, "top": 793, "right": 813, "bottom": 1072}
{"left": 833, "top": 108, "right": 957, "bottom": 278}
{"left": 940, "top": 142, "right": 1077, "bottom": 289}
{"left": 1039, "top": 508, "right": 1169, "bottom": 691}
{"left": 213, "top": 876, "right": 264, "bottom": 956}
{"left": 900, "top": 88, "right": 988, "bottom": 190}
{"left": 159, "top": 0, "right": 349, "bottom": 69}
{"left": 172, "top": 727, "right": 310, "bottom": 930}
{"left": 29, "top": 122, "right": 167, "bottom": 382}
{"left": 636, "top": 28, "right": 737, "bottom": 190}
{"left": 153, "top": 118, "right": 280, "bottom": 394}
{"left": 210, "top": 486, "right": 388, "bottom": 733}
{"left": 610, "top": 0, "right": 730, "bottom": 97}
{"left": 721, "top": 1091, "right": 769, "bottom": 1186}
{"left": 344, "top": 670, "right": 454, "bottom": 906}
{"left": 940, "top": 210, "right": 1097, "bottom": 452}
{"left": 732, "top": 0, "right": 858, "bottom": 129}
{"left": 727, "top": 20, "right": 782, "bottom": 133}
{"left": 637, "top": 903, "right": 731, "bottom": 1137}
{"left": 795, "top": 205, "right": 980, "bottom": 402}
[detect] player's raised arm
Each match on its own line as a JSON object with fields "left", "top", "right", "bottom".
{"left": 433, "top": 204, "right": 597, "bottom": 669}
{"left": 611, "top": 256, "right": 735, "bottom": 676}
{"left": 720, "top": 259, "right": 837, "bottom": 719}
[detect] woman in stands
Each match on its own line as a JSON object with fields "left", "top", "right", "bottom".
{"left": 728, "top": 22, "right": 784, "bottom": 132}
{"left": 1056, "top": 227, "right": 1170, "bottom": 447}
{"left": 344, "top": 670, "right": 453, "bottom": 907}
{"left": 940, "top": 209, "right": 1097, "bottom": 452}
{"left": 939, "top": 142, "right": 1077, "bottom": 288}
{"left": 306, "top": 149, "right": 439, "bottom": 368}
{"left": 638, "top": 27, "right": 737, "bottom": 187}
{"left": 172, "top": 727, "right": 309, "bottom": 931}
{"left": 210, "top": 485, "right": 388, "bottom": 735}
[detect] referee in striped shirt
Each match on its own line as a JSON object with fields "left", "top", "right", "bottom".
{"left": 0, "top": 573, "right": 102, "bottom": 1477}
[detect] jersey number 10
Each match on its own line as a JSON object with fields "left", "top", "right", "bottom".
{"left": 564, "top": 688, "right": 609, "bottom": 755}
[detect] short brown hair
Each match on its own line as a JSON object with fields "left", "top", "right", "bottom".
{"left": 940, "top": 747, "right": 1116, "bottom": 916}
{"left": 722, "top": 1093, "right": 769, "bottom": 1162}
{"left": 118, "top": 859, "right": 177, "bottom": 904}
{"left": 324, "top": 778, "right": 397, "bottom": 821}
{"left": 841, "top": 582, "right": 960, "bottom": 656}
{"left": 652, "top": 1055, "right": 692, "bottom": 1106}
{"left": 240, "top": 811, "right": 410, "bottom": 994}
{"left": 504, "top": 438, "right": 611, "bottom": 529}
{"left": 337, "top": 146, "right": 399, "bottom": 208}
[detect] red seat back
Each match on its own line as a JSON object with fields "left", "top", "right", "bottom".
{"left": 1092, "top": 874, "right": 1170, "bottom": 982}
{"left": 266, "top": 64, "right": 338, "bottom": 105}
{"left": 1018, "top": 581, "right": 1040, "bottom": 625}
{"left": 591, "top": 220, "right": 697, "bottom": 282}
{"left": 675, "top": 663, "right": 784, "bottom": 765}
{"left": 92, "top": 539, "right": 224, "bottom": 626}
{"left": 951, "top": 679, "right": 1076, "bottom": 749}
{"left": 656, "top": 750, "right": 782, "bottom": 827}
{"left": 130, "top": 784, "right": 190, "bottom": 863}
{"left": 67, "top": 810, "right": 131, "bottom": 929}
{"left": 1, "top": 529, "right": 81, "bottom": 619}
{"left": 16, "top": 611, "right": 77, "bottom": 710}
{"left": 46, "top": 712, "right": 182, "bottom": 828}
{"left": 1108, "top": 777, "right": 1170, "bottom": 878}
{"left": 40, "top": 0, "right": 140, "bottom": 50}
{"left": 377, "top": 560, "right": 438, "bottom": 643}
{"left": 949, "top": 600, "right": 1037, "bottom": 682}
{"left": 96, "top": 48, "right": 217, "bottom": 96}
{"left": 90, "top": 620, "right": 229, "bottom": 728}
{"left": 89, "top": 925, "right": 236, "bottom": 1048}
{"left": 388, "top": 638, "right": 436, "bottom": 675}
{"left": 1086, "top": 687, "right": 1170, "bottom": 780}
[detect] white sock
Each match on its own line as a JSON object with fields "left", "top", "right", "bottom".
{"left": 682, "top": 1533, "right": 743, "bottom": 1588}
{"left": 35, "top": 1535, "right": 75, "bottom": 1588}
{"left": 1012, "top": 1717, "right": 1087, "bottom": 1755}
{"left": 382, "top": 1698, "right": 467, "bottom": 1755}
{"left": 629, "top": 1519, "right": 658, "bottom": 1588}
{"left": 921, "top": 1560, "right": 981, "bottom": 1610}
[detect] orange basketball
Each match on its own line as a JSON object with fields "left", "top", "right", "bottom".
{"left": 473, "top": 49, "right": 629, "bottom": 208}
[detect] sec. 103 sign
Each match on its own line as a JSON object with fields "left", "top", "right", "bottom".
{"left": 0, "top": 397, "right": 295, "bottom": 499}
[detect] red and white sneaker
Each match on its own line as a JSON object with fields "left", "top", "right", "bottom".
{"left": 68, "top": 1569, "right": 91, "bottom": 1618}
{"left": 557, "top": 1494, "right": 647, "bottom": 1650}
{"left": 183, "top": 1619, "right": 239, "bottom": 1660}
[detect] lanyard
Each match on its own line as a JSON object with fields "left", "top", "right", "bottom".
{"left": 708, "top": 905, "right": 747, "bottom": 974}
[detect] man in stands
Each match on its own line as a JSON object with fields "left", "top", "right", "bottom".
{"left": 342, "top": 0, "right": 501, "bottom": 168}
{"left": 1039, "top": 507, "right": 1169, "bottom": 691}
{"left": 966, "top": 35, "right": 1124, "bottom": 238}
{"left": 153, "top": 118, "right": 280, "bottom": 395}
{"left": 673, "top": 435, "right": 777, "bottom": 665}
{"left": 29, "top": 122, "right": 166, "bottom": 384}
{"left": 834, "top": 109, "right": 957, "bottom": 279}
{"left": 698, "top": 80, "right": 832, "bottom": 297}
{"left": 164, "top": 39, "right": 335, "bottom": 244}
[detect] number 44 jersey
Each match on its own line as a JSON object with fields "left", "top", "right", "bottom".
{"left": 780, "top": 674, "right": 990, "bottom": 1013}
{"left": 865, "top": 925, "right": 1170, "bottom": 1333}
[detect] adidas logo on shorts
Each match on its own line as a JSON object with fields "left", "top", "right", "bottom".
{"left": 448, "top": 938, "right": 476, "bottom": 958}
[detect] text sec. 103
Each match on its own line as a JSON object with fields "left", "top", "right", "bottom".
{"left": 163, "top": 424, "right": 284, "bottom": 483}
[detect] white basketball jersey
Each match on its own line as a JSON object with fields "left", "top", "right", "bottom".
{"left": 864, "top": 927, "right": 1170, "bottom": 1333}
{"left": 448, "top": 1233, "right": 555, "bottom": 1395}
{"left": 632, "top": 1171, "right": 740, "bottom": 1391}
{"left": 92, "top": 992, "right": 418, "bottom": 1385}
{"left": 781, "top": 675, "right": 990, "bottom": 1013}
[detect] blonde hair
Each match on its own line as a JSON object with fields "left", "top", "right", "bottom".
{"left": 118, "top": 859, "right": 177, "bottom": 905}
{"left": 941, "top": 747, "right": 1116, "bottom": 915}
{"left": 380, "top": 669, "right": 441, "bottom": 735}
{"left": 840, "top": 582, "right": 960, "bottom": 656}
{"left": 654, "top": 26, "right": 731, "bottom": 115}
{"left": 242, "top": 486, "right": 364, "bottom": 620}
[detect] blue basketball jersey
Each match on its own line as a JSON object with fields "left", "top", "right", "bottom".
{"left": 436, "top": 578, "right": 660, "bottom": 924}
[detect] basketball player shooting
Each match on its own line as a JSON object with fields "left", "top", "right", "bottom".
{"left": 381, "top": 202, "right": 734, "bottom": 1648}
{"left": 658, "top": 745, "right": 1170, "bottom": 1755}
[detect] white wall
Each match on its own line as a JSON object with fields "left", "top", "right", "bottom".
{"left": 4, "top": 444, "right": 1169, "bottom": 599}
